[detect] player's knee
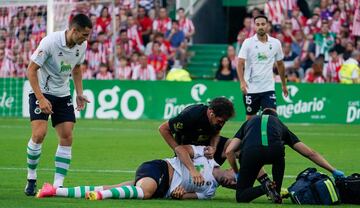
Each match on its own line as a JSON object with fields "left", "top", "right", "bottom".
{"left": 32, "top": 131, "right": 47, "bottom": 141}
{"left": 60, "top": 134, "right": 73, "bottom": 142}
{"left": 142, "top": 191, "right": 154, "bottom": 199}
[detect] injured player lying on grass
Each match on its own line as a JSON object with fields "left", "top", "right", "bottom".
{"left": 36, "top": 145, "right": 236, "bottom": 200}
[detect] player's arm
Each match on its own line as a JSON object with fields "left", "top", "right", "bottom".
{"left": 205, "top": 134, "right": 220, "bottom": 159}
{"left": 72, "top": 65, "right": 89, "bottom": 110}
{"left": 237, "top": 38, "right": 248, "bottom": 94}
{"left": 170, "top": 186, "right": 198, "bottom": 199}
{"left": 283, "top": 126, "right": 343, "bottom": 177}
{"left": 293, "top": 142, "right": 336, "bottom": 173}
{"left": 159, "top": 121, "right": 179, "bottom": 150}
{"left": 276, "top": 60, "right": 288, "bottom": 97}
{"left": 237, "top": 58, "right": 247, "bottom": 94}
{"left": 181, "top": 193, "right": 198, "bottom": 199}
{"left": 27, "top": 61, "right": 53, "bottom": 114}
{"left": 225, "top": 137, "right": 241, "bottom": 173}
{"left": 174, "top": 145, "right": 204, "bottom": 186}
{"left": 276, "top": 40, "right": 288, "bottom": 96}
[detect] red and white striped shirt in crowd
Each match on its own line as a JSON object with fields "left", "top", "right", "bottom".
{"left": 82, "top": 69, "right": 94, "bottom": 80}
{"left": 304, "top": 18, "right": 321, "bottom": 35}
{"left": 238, "top": 27, "right": 255, "bottom": 40}
{"left": 96, "top": 72, "right": 113, "bottom": 80}
{"left": 98, "top": 40, "right": 113, "bottom": 58}
{"left": 115, "top": 65, "right": 132, "bottom": 80}
{"left": 326, "top": 57, "right": 344, "bottom": 83}
{"left": 265, "top": 0, "right": 297, "bottom": 25}
{"left": 352, "top": 1, "right": 360, "bottom": 36}
{"left": 178, "top": 18, "right": 195, "bottom": 36}
{"left": 0, "top": 15, "right": 10, "bottom": 28}
{"left": 130, "top": 62, "right": 140, "bottom": 70}
{"left": 117, "top": 38, "right": 141, "bottom": 57}
{"left": 153, "top": 17, "right": 172, "bottom": 34}
{"left": 85, "top": 49, "right": 106, "bottom": 71}
{"left": 21, "top": 50, "right": 33, "bottom": 65}
{"left": 281, "top": 0, "right": 297, "bottom": 13}
{"left": 0, "top": 58, "right": 15, "bottom": 77}
{"left": 14, "top": 63, "right": 27, "bottom": 78}
{"left": 131, "top": 64, "right": 156, "bottom": 80}
{"left": 127, "top": 25, "right": 144, "bottom": 51}
{"left": 118, "top": 0, "right": 136, "bottom": 10}
{"left": 148, "top": 53, "right": 168, "bottom": 74}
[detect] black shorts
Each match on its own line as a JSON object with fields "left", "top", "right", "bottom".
{"left": 29, "top": 93, "right": 76, "bottom": 127}
{"left": 134, "top": 159, "right": 170, "bottom": 198}
{"left": 243, "top": 91, "right": 276, "bottom": 115}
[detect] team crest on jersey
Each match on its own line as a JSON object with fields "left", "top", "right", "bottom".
{"left": 58, "top": 52, "right": 63, "bottom": 56}
{"left": 60, "top": 61, "right": 72, "bottom": 73}
{"left": 174, "top": 122, "right": 183, "bottom": 130}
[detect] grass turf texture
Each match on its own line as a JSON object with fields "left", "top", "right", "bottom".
{"left": 0, "top": 118, "right": 359, "bottom": 208}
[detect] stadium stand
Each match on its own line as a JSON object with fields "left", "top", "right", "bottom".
{"left": 0, "top": 0, "right": 359, "bottom": 83}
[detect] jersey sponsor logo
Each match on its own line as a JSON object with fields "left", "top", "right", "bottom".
{"left": 257, "top": 52, "right": 268, "bottom": 61}
{"left": 346, "top": 101, "right": 360, "bottom": 123}
{"left": 195, "top": 164, "right": 204, "bottom": 173}
{"left": 60, "top": 61, "right": 72, "bottom": 73}
{"left": 174, "top": 122, "right": 183, "bottom": 131}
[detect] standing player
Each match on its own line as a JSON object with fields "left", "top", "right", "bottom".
{"left": 237, "top": 15, "right": 288, "bottom": 120}
{"left": 24, "top": 14, "right": 92, "bottom": 196}
{"left": 159, "top": 97, "right": 235, "bottom": 159}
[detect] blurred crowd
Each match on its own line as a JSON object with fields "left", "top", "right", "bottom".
{"left": 0, "top": 0, "right": 194, "bottom": 81}
{"left": 225, "top": 0, "right": 360, "bottom": 84}
{"left": 1, "top": 0, "right": 359, "bottom": 84}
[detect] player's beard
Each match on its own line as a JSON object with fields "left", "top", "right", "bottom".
{"left": 257, "top": 29, "right": 266, "bottom": 36}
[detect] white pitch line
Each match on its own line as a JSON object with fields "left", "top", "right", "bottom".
{"left": 0, "top": 167, "right": 135, "bottom": 173}
{"left": 0, "top": 125, "right": 359, "bottom": 137}
{"left": 0, "top": 167, "right": 298, "bottom": 178}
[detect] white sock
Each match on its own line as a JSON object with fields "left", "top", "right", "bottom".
{"left": 100, "top": 186, "right": 144, "bottom": 199}
{"left": 27, "top": 138, "right": 42, "bottom": 180}
{"left": 56, "top": 186, "right": 103, "bottom": 198}
{"left": 53, "top": 145, "right": 72, "bottom": 188}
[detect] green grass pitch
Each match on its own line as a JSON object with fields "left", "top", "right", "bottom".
{"left": 0, "top": 118, "right": 359, "bottom": 207}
